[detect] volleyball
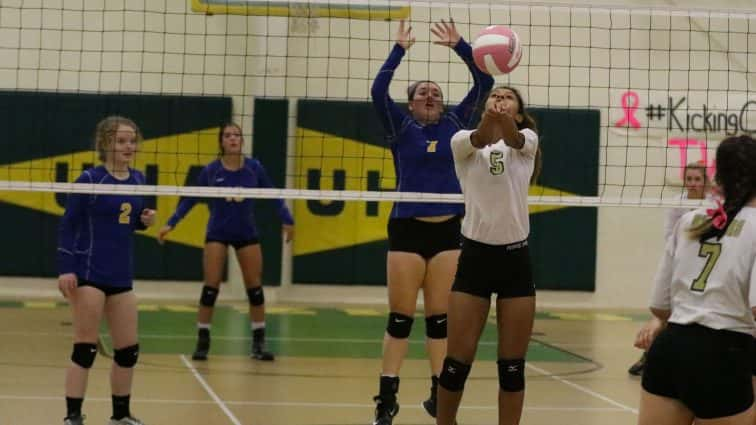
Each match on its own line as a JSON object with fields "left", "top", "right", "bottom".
{"left": 472, "top": 25, "right": 522, "bottom": 75}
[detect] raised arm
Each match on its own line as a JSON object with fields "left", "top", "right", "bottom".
{"left": 253, "top": 160, "right": 294, "bottom": 225}
{"left": 451, "top": 40, "right": 495, "bottom": 127}
{"left": 432, "top": 19, "right": 494, "bottom": 127}
{"left": 370, "top": 20, "right": 414, "bottom": 139}
{"left": 451, "top": 105, "right": 505, "bottom": 159}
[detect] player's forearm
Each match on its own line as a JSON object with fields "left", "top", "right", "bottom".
{"left": 501, "top": 116, "right": 524, "bottom": 149}
{"left": 650, "top": 307, "right": 671, "bottom": 322}
{"left": 166, "top": 198, "right": 196, "bottom": 227}
{"left": 470, "top": 130, "right": 489, "bottom": 148}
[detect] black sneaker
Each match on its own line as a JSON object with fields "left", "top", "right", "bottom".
{"left": 628, "top": 352, "right": 646, "bottom": 376}
{"left": 372, "top": 394, "right": 399, "bottom": 425}
{"left": 422, "top": 376, "right": 438, "bottom": 418}
{"left": 251, "top": 341, "right": 275, "bottom": 361}
{"left": 192, "top": 333, "right": 210, "bottom": 361}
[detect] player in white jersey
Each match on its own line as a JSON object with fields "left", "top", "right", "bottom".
{"left": 635, "top": 135, "right": 756, "bottom": 425}
{"left": 663, "top": 162, "right": 711, "bottom": 240}
{"left": 435, "top": 86, "right": 541, "bottom": 425}
{"left": 629, "top": 162, "right": 711, "bottom": 376}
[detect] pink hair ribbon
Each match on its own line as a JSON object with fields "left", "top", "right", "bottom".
{"left": 706, "top": 199, "right": 728, "bottom": 230}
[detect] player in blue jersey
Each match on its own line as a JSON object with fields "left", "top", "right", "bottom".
{"left": 158, "top": 122, "right": 294, "bottom": 362}
{"left": 369, "top": 18, "right": 494, "bottom": 425}
{"left": 57, "top": 116, "right": 156, "bottom": 425}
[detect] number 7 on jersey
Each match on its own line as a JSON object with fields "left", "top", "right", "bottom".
{"left": 690, "top": 242, "right": 722, "bottom": 292}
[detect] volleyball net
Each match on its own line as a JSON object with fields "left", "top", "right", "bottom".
{"left": 0, "top": 1, "right": 753, "bottom": 287}
{"left": 1, "top": 1, "right": 752, "bottom": 207}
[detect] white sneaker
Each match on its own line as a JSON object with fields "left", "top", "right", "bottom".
{"left": 107, "top": 417, "right": 145, "bottom": 425}
{"left": 63, "top": 415, "right": 85, "bottom": 425}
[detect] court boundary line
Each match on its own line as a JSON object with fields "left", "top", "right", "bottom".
{"left": 180, "top": 354, "right": 243, "bottom": 425}
{"left": 0, "top": 394, "right": 630, "bottom": 412}
{"left": 526, "top": 363, "right": 639, "bottom": 414}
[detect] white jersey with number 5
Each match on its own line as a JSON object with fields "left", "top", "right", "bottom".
{"left": 451, "top": 128, "right": 538, "bottom": 245}
{"left": 650, "top": 207, "right": 756, "bottom": 336}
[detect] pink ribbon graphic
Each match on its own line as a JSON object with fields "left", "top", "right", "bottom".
{"left": 615, "top": 91, "right": 641, "bottom": 129}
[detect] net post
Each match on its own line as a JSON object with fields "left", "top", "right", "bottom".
{"left": 280, "top": 97, "right": 299, "bottom": 288}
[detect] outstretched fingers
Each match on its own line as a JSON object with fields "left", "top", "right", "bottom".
{"left": 396, "top": 19, "right": 415, "bottom": 49}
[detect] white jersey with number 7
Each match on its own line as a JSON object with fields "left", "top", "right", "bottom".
{"left": 650, "top": 207, "right": 756, "bottom": 336}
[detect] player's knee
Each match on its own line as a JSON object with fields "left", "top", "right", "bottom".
{"left": 425, "top": 314, "right": 447, "bottom": 339}
{"left": 71, "top": 343, "right": 98, "bottom": 369}
{"left": 385, "top": 312, "right": 414, "bottom": 339}
{"left": 497, "top": 358, "right": 525, "bottom": 392}
{"left": 114, "top": 344, "right": 139, "bottom": 368}
{"left": 246, "top": 286, "right": 264, "bottom": 306}
{"left": 199, "top": 285, "right": 219, "bottom": 307}
{"left": 439, "top": 356, "right": 471, "bottom": 392}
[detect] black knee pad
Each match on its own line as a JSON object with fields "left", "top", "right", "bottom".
{"left": 439, "top": 357, "right": 471, "bottom": 392}
{"left": 497, "top": 358, "right": 525, "bottom": 392}
{"left": 199, "top": 285, "right": 219, "bottom": 307}
{"left": 425, "top": 314, "right": 448, "bottom": 339}
{"left": 386, "top": 312, "right": 414, "bottom": 338}
{"left": 114, "top": 344, "right": 139, "bottom": 368}
{"left": 71, "top": 343, "right": 98, "bottom": 368}
{"left": 246, "top": 287, "right": 264, "bottom": 306}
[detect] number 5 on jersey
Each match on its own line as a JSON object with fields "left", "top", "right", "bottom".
{"left": 489, "top": 151, "right": 504, "bottom": 175}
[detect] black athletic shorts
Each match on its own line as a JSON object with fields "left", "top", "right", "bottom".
{"left": 77, "top": 279, "right": 132, "bottom": 296}
{"left": 387, "top": 216, "right": 461, "bottom": 259}
{"left": 642, "top": 322, "right": 753, "bottom": 419}
{"left": 452, "top": 236, "right": 534, "bottom": 300}
{"left": 205, "top": 238, "right": 259, "bottom": 250}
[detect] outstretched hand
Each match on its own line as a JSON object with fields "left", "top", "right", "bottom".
{"left": 431, "top": 18, "right": 461, "bottom": 48}
{"left": 157, "top": 225, "right": 173, "bottom": 244}
{"left": 396, "top": 19, "right": 415, "bottom": 50}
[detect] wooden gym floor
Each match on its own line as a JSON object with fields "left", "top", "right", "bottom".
{"left": 0, "top": 299, "right": 647, "bottom": 425}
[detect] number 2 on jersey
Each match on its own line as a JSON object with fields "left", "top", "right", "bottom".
{"left": 119, "top": 202, "right": 132, "bottom": 224}
{"left": 690, "top": 242, "right": 722, "bottom": 292}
